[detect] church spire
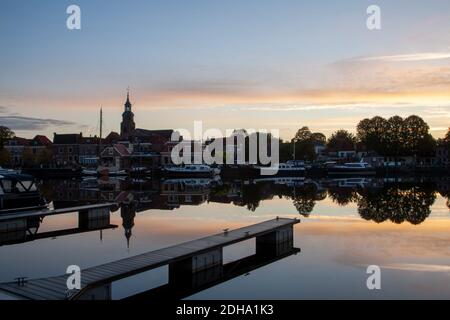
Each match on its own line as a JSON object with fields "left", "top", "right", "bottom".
{"left": 124, "top": 87, "right": 132, "bottom": 111}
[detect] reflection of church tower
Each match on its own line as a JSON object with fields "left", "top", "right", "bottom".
{"left": 120, "top": 204, "right": 136, "bottom": 249}
{"left": 120, "top": 91, "right": 135, "bottom": 139}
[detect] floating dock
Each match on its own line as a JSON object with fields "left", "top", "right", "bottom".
{"left": 0, "top": 217, "right": 299, "bottom": 300}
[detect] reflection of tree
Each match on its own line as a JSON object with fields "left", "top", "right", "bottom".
{"left": 240, "top": 184, "right": 262, "bottom": 212}
{"left": 290, "top": 184, "right": 320, "bottom": 217}
{"left": 358, "top": 186, "right": 436, "bottom": 225}
{"left": 439, "top": 190, "right": 450, "bottom": 210}
{"left": 327, "top": 187, "right": 359, "bottom": 206}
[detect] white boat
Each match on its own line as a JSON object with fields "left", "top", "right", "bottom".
{"left": 82, "top": 167, "right": 128, "bottom": 177}
{"left": 328, "top": 162, "right": 375, "bottom": 176}
{"left": 163, "top": 165, "right": 215, "bottom": 177}
{"left": 255, "top": 162, "right": 305, "bottom": 176}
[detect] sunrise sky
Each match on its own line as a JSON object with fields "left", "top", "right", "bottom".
{"left": 1, "top": 0, "right": 450, "bottom": 140}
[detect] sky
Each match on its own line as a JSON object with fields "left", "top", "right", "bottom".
{"left": 1, "top": 0, "right": 450, "bottom": 140}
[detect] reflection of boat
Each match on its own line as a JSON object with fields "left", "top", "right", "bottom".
{"left": 333, "top": 178, "right": 372, "bottom": 188}
{"left": 254, "top": 177, "right": 305, "bottom": 187}
{"left": 163, "top": 165, "right": 215, "bottom": 177}
{"left": 82, "top": 167, "right": 128, "bottom": 177}
{"left": 0, "top": 173, "right": 47, "bottom": 213}
{"left": 327, "top": 162, "right": 375, "bottom": 176}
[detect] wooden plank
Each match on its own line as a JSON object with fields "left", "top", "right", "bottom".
{"left": 0, "top": 203, "right": 115, "bottom": 221}
{"left": 0, "top": 284, "right": 53, "bottom": 300}
{"left": 21, "top": 283, "right": 65, "bottom": 300}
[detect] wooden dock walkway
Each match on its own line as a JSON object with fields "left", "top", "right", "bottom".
{"left": 0, "top": 217, "right": 299, "bottom": 300}
{"left": 0, "top": 203, "right": 115, "bottom": 221}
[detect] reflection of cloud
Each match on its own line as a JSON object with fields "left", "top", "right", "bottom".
{"left": 353, "top": 52, "right": 450, "bottom": 62}
{"left": 0, "top": 116, "right": 78, "bottom": 131}
{"left": 382, "top": 263, "right": 450, "bottom": 273}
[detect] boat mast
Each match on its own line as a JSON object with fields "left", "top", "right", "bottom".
{"left": 100, "top": 107, "right": 103, "bottom": 142}
{"left": 99, "top": 107, "right": 103, "bottom": 164}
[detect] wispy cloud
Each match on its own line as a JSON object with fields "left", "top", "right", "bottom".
{"left": 0, "top": 116, "right": 78, "bottom": 131}
{"left": 382, "top": 263, "right": 450, "bottom": 273}
{"left": 350, "top": 52, "right": 450, "bottom": 62}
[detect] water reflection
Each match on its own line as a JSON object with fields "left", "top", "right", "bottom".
{"left": 0, "top": 176, "right": 449, "bottom": 300}
{"left": 40, "top": 177, "right": 449, "bottom": 226}
{"left": 4, "top": 177, "right": 448, "bottom": 247}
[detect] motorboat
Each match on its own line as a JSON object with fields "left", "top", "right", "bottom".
{"left": 254, "top": 162, "right": 305, "bottom": 177}
{"left": 0, "top": 173, "right": 47, "bottom": 213}
{"left": 327, "top": 162, "right": 375, "bottom": 176}
{"left": 163, "top": 165, "right": 215, "bottom": 177}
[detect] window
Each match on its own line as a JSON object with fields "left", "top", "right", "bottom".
{"left": 68, "top": 147, "right": 73, "bottom": 154}
{"left": 59, "top": 147, "right": 63, "bottom": 154}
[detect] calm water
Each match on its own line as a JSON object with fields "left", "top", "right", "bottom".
{"left": 1, "top": 176, "right": 449, "bottom": 300}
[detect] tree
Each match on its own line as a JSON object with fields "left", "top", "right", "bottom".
{"left": 445, "top": 128, "right": 450, "bottom": 144}
{"left": 0, "top": 149, "right": 11, "bottom": 167}
{"left": 310, "top": 132, "right": 326, "bottom": 145}
{"left": 291, "top": 127, "right": 326, "bottom": 161}
{"left": 327, "top": 130, "right": 356, "bottom": 152}
{"left": 385, "top": 116, "right": 405, "bottom": 156}
{"left": 357, "top": 116, "right": 388, "bottom": 154}
{"left": 437, "top": 128, "right": 450, "bottom": 150}
{"left": 357, "top": 115, "right": 434, "bottom": 158}
{"left": 403, "top": 115, "right": 433, "bottom": 156}
{"left": 36, "top": 148, "right": 53, "bottom": 167}
{"left": 21, "top": 147, "right": 36, "bottom": 168}
{"left": 0, "top": 126, "right": 15, "bottom": 150}
{"left": 293, "top": 126, "right": 312, "bottom": 143}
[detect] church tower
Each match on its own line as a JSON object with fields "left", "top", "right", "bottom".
{"left": 120, "top": 90, "right": 135, "bottom": 139}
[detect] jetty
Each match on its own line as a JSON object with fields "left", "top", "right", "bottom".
{"left": 0, "top": 217, "right": 299, "bottom": 300}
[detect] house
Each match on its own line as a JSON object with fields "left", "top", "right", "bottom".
{"left": 52, "top": 133, "right": 83, "bottom": 167}
{"left": 99, "top": 144, "right": 132, "bottom": 171}
{"left": 4, "top": 135, "right": 52, "bottom": 166}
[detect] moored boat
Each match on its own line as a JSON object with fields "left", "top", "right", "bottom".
{"left": 163, "top": 165, "right": 215, "bottom": 177}
{"left": 327, "top": 162, "right": 375, "bottom": 176}
{"left": 254, "top": 162, "right": 306, "bottom": 177}
{"left": 0, "top": 173, "right": 47, "bottom": 213}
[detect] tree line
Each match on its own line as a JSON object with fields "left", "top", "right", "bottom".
{"left": 280, "top": 115, "right": 450, "bottom": 162}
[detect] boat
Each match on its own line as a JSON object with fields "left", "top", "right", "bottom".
{"left": 0, "top": 173, "right": 47, "bottom": 213}
{"left": 0, "top": 166, "right": 19, "bottom": 174}
{"left": 162, "top": 165, "right": 215, "bottom": 177}
{"left": 327, "top": 162, "right": 375, "bottom": 176}
{"left": 129, "top": 166, "right": 152, "bottom": 176}
{"left": 82, "top": 167, "right": 128, "bottom": 177}
{"left": 254, "top": 162, "right": 305, "bottom": 177}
